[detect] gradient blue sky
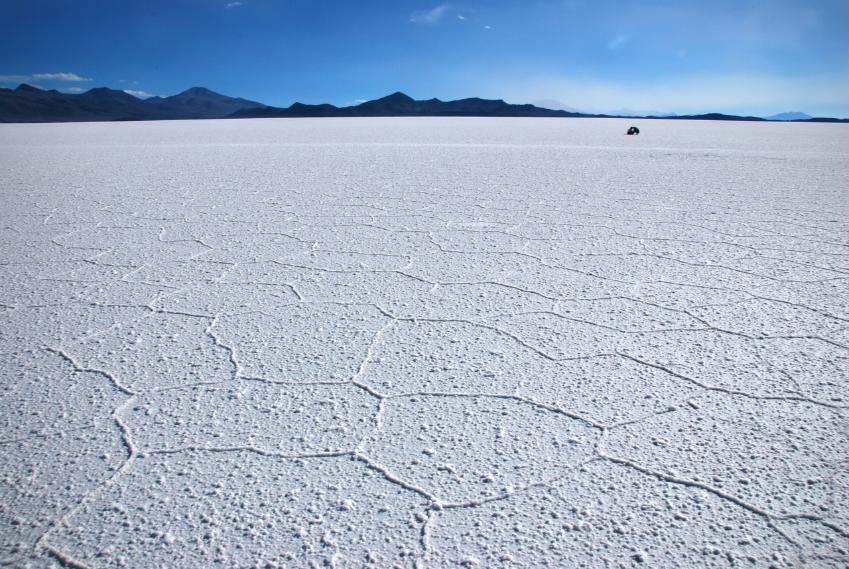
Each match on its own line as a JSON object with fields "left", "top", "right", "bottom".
{"left": 2, "top": 0, "right": 848, "bottom": 116}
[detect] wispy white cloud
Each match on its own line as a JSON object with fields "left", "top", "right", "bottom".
{"left": 607, "top": 34, "right": 630, "bottom": 50}
{"left": 32, "top": 72, "right": 91, "bottom": 81}
{"left": 66, "top": 87, "right": 83, "bottom": 93}
{"left": 457, "top": 14, "right": 466, "bottom": 20}
{"left": 1, "top": 72, "right": 91, "bottom": 85}
{"left": 0, "top": 74, "right": 30, "bottom": 83}
{"left": 226, "top": 1, "right": 243, "bottom": 8}
{"left": 410, "top": 4, "right": 450, "bottom": 24}
{"left": 123, "top": 89, "right": 155, "bottom": 98}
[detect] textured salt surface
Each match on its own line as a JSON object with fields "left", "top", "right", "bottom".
{"left": 1, "top": 117, "right": 848, "bottom": 567}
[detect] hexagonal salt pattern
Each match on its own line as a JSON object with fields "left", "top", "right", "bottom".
{"left": 1, "top": 118, "right": 847, "bottom": 567}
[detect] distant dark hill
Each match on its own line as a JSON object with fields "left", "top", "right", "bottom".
{"left": 794, "top": 116, "right": 849, "bottom": 123}
{"left": 349, "top": 91, "right": 422, "bottom": 115}
{"left": 143, "top": 87, "right": 265, "bottom": 119}
{"left": 2, "top": 84, "right": 847, "bottom": 123}
{"left": 765, "top": 111, "right": 812, "bottom": 121}
{"left": 0, "top": 84, "right": 151, "bottom": 122}
{"left": 230, "top": 91, "right": 604, "bottom": 119}
{"left": 650, "top": 112, "right": 766, "bottom": 122}
{"left": 0, "top": 84, "right": 264, "bottom": 122}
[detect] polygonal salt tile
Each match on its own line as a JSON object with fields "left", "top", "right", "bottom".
{"left": 736, "top": 234, "right": 849, "bottom": 255}
{"left": 0, "top": 242, "right": 99, "bottom": 264}
{"left": 198, "top": 232, "right": 309, "bottom": 264}
{"left": 152, "top": 281, "right": 300, "bottom": 316}
{"left": 509, "top": 220, "right": 613, "bottom": 241}
{"left": 689, "top": 298, "right": 847, "bottom": 338}
{"left": 0, "top": 220, "right": 92, "bottom": 241}
{"left": 638, "top": 240, "right": 754, "bottom": 265}
{"left": 782, "top": 250, "right": 849, "bottom": 274}
{"left": 742, "top": 220, "right": 848, "bottom": 240}
{"left": 91, "top": 240, "right": 210, "bottom": 266}
{"left": 219, "top": 260, "right": 305, "bottom": 286}
{"left": 618, "top": 330, "right": 847, "bottom": 401}
{"left": 508, "top": 263, "right": 630, "bottom": 299}
{"left": 66, "top": 312, "right": 232, "bottom": 392}
{"left": 0, "top": 350, "right": 127, "bottom": 440}
{"left": 213, "top": 303, "right": 387, "bottom": 382}
{"left": 366, "top": 214, "right": 449, "bottom": 233}
{"left": 385, "top": 282, "right": 556, "bottom": 321}
{"left": 403, "top": 250, "right": 522, "bottom": 283}
{"left": 616, "top": 281, "right": 752, "bottom": 311}
{"left": 2, "top": 276, "right": 167, "bottom": 308}
{"left": 159, "top": 220, "right": 257, "bottom": 242}
{"left": 293, "top": 271, "right": 431, "bottom": 304}
{"left": 287, "top": 223, "right": 434, "bottom": 256}
{"left": 517, "top": 355, "right": 703, "bottom": 425}
{"left": 486, "top": 312, "right": 621, "bottom": 359}
{"left": 360, "top": 395, "right": 599, "bottom": 503}
{"left": 752, "top": 279, "right": 849, "bottom": 320}
{"left": 429, "top": 230, "right": 528, "bottom": 254}
{"left": 578, "top": 253, "right": 775, "bottom": 289}
{"left": 610, "top": 219, "right": 737, "bottom": 242}
{"left": 53, "top": 227, "right": 159, "bottom": 249}
{"left": 556, "top": 297, "right": 706, "bottom": 332}
{"left": 124, "top": 381, "right": 377, "bottom": 454}
{"left": 32, "top": 261, "right": 138, "bottom": 282}
{"left": 287, "top": 249, "right": 411, "bottom": 272}
{"left": 0, "top": 305, "right": 148, "bottom": 354}
{"left": 123, "top": 261, "right": 233, "bottom": 288}
{"left": 298, "top": 204, "right": 384, "bottom": 217}
{"left": 729, "top": 256, "right": 846, "bottom": 282}
{"left": 359, "top": 320, "right": 558, "bottom": 395}
{"left": 524, "top": 234, "right": 647, "bottom": 260}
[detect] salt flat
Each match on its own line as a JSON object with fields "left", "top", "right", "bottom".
{"left": 1, "top": 117, "right": 848, "bottom": 568}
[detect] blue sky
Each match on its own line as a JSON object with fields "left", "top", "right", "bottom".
{"left": 1, "top": 0, "right": 848, "bottom": 116}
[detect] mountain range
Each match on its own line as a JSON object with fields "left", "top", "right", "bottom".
{"left": 0, "top": 85, "right": 264, "bottom": 122}
{"left": 1, "top": 84, "right": 846, "bottom": 123}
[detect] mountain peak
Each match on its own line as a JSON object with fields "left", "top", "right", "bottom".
{"left": 176, "top": 87, "right": 219, "bottom": 97}
{"left": 377, "top": 91, "right": 414, "bottom": 103}
{"left": 80, "top": 87, "right": 141, "bottom": 101}
{"left": 139, "top": 86, "right": 265, "bottom": 119}
{"left": 15, "top": 83, "right": 41, "bottom": 92}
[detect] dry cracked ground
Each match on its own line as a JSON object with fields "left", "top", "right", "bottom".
{"left": 1, "top": 118, "right": 848, "bottom": 568}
